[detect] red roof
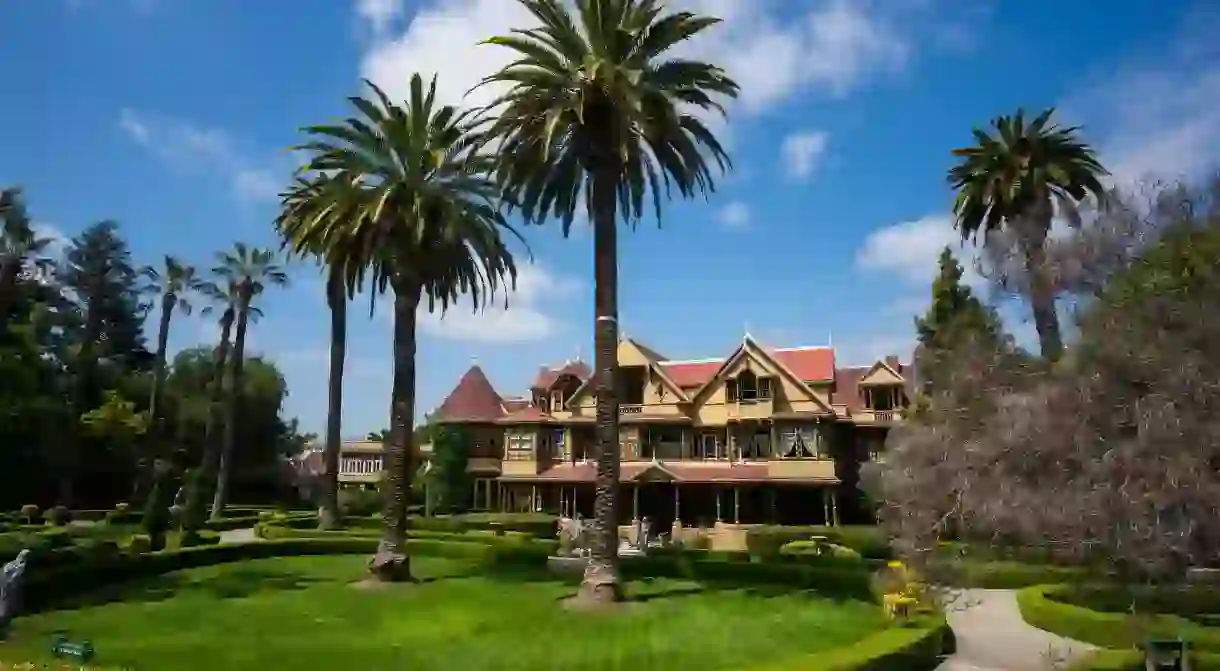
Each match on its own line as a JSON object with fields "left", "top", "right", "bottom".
{"left": 530, "top": 360, "right": 592, "bottom": 389}
{"left": 773, "top": 347, "right": 836, "bottom": 381}
{"left": 500, "top": 462, "right": 817, "bottom": 483}
{"left": 660, "top": 361, "right": 721, "bottom": 388}
{"left": 434, "top": 365, "right": 504, "bottom": 422}
{"left": 501, "top": 398, "right": 530, "bottom": 413}
{"left": 832, "top": 367, "right": 867, "bottom": 410}
{"left": 497, "top": 405, "right": 554, "bottom": 424}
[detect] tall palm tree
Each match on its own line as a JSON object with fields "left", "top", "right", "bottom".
{"left": 278, "top": 75, "right": 522, "bottom": 582}
{"left": 181, "top": 278, "right": 243, "bottom": 531}
{"left": 477, "top": 0, "right": 738, "bottom": 604}
{"left": 279, "top": 179, "right": 367, "bottom": 530}
{"left": 948, "top": 107, "right": 1108, "bottom": 361}
{"left": 1, "top": 187, "right": 55, "bottom": 326}
{"left": 208, "top": 244, "right": 288, "bottom": 520}
{"left": 146, "top": 256, "right": 201, "bottom": 455}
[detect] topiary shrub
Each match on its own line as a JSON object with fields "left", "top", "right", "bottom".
{"left": 20, "top": 504, "right": 40, "bottom": 525}
{"left": 42, "top": 505, "right": 71, "bottom": 527}
{"left": 127, "top": 534, "right": 153, "bottom": 554}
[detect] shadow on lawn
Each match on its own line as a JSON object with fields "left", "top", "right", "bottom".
{"left": 47, "top": 565, "right": 332, "bottom": 612}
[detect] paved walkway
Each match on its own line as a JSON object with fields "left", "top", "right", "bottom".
{"left": 936, "top": 589, "right": 1096, "bottom": 671}
{"left": 218, "top": 527, "right": 259, "bottom": 544}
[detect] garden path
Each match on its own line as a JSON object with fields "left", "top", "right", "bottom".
{"left": 936, "top": 589, "right": 1096, "bottom": 671}
{"left": 218, "top": 527, "right": 259, "bottom": 544}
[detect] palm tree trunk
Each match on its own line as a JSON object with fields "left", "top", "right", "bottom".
{"left": 183, "top": 312, "right": 232, "bottom": 530}
{"left": 319, "top": 272, "right": 346, "bottom": 530}
{"left": 211, "top": 292, "right": 251, "bottom": 520}
{"left": 148, "top": 294, "right": 175, "bottom": 452}
{"left": 1021, "top": 213, "right": 1064, "bottom": 361}
{"left": 369, "top": 279, "right": 419, "bottom": 583}
{"left": 577, "top": 171, "right": 623, "bottom": 605}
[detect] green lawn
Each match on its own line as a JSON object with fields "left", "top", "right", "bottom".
{"left": 3, "top": 556, "right": 887, "bottom": 671}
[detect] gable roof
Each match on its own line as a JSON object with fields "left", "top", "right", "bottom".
{"left": 530, "top": 359, "right": 592, "bottom": 390}
{"left": 433, "top": 365, "right": 505, "bottom": 423}
{"left": 690, "top": 335, "right": 834, "bottom": 414}
{"left": 856, "top": 359, "right": 905, "bottom": 385}
{"left": 772, "top": 346, "right": 836, "bottom": 381}
{"left": 565, "top": 340, "right": 691, "bottom": 408}
{"left": 659, "top": 359, "right": 722, "bottom": 388}
{"left": 496, "top": 405, "right": 555, "bottom": 424}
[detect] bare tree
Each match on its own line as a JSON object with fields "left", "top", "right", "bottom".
{"left": 880, "top": 175, "right": 1220, "bottom": 583}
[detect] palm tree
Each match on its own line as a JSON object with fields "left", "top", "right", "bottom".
{"left": 208, "top": 244, "right": 288, "bottom": 520}
{"left": 947, "top": 107, "right": 1108, "bottom": 361}
{"left": 278, "top": 75, "right": 521, "bottom": 582}
{"left": 477, "top": 0, "right": 738, "bottom": 604}
{"left": 279, "top": 179, "right": 366, "bottom": 530}
{"left": 146, "top": 256, "right": 201, "bottom": 455}
{"left": 1, "top": 187, "right": 55, "bottom": 325}
{"left": 181, "top": 277, "right": 242, "bottom": 531}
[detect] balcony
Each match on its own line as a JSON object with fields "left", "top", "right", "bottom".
{"left": 500, "top": 460, "right": 540, "bottom": 477}
{"left": 767, "top": 459, "right": 836, "bottom": 480}
{"left": 620, "top": 404, "right": 643, "bottom": 415}
{"left": 727, "top": 398, "right": 773, "bottom": 420}
{"left": 855, "top": 409, "right": 905, "bottom": 425}
{"left": 466, "top": 457, "right": 502, "bottom": 473}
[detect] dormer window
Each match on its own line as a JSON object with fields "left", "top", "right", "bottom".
{"left": 727, "top": 371, "right": 771, "bottom": 402}
{"left": 864, "top": 385, "right": 905, "bottom": 411}
{"left": 551, "top": 391, "right": 562, "bottom": 410}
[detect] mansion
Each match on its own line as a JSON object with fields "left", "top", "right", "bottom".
{"left": 433, "top": 335, "right": 912, "bottom": 528}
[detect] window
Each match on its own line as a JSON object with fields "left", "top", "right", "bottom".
{"left": 726, "top": 379, "right": 738, "bottom": 402}
{"left": 781, "top": 427, "right": 819, "bottom": 459}
{"left": 551, "top": 430, "right": 565, "bottom": 459}
{"left": 551, "top": 392, "right": 562, "bottom": 410}
{"left": 738, "top": 370, "right": 758, "bottom": 400}
{"left": 759, "top": 377, "right": 772, "bottom": 400}
{"left": 701, "top": 434, "right": 720, "bottom": 460}
{"left": 740, "top": 431, "right": 770, "bottom": 459}
{"left": 505, "top": 434, "right": 533, "bottom": 461}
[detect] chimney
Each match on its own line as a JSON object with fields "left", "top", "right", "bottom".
{"left": 885, "top": 354, "right": 901, "bottom": 371}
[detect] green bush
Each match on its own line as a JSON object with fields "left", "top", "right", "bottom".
{"left": 338, "top": 489, "right": 381, "bottom": 517}
{"left": 203, "top": 515, "right": 265, "bottom": 532}
{"left": 934, "top": 559, "right": 1086, "bottom": 589}
{"left": 780, "top": 540, "right": 863, "bottom": 562}
{"left": 752, "top": 617, "right": 951, "bottom": 670}
{"left": 1067, "top": 648, "right": 1220, "bottom": 670}
{"left": 19, "top": 504, "right": 39, "bottom": 524}
{"left": 128, "top": 534, "right": 153, "bottom": 554}
{"left": 178, "top": 530, "right": 221, "bottom": 548}
{"left": 1018, "top": 585, "right": 1220, "bottom": 652}
{"left": 1055, "top": 584, "right": 1220, "bottom": 625}
{"left": 747, "top": 525, "right": 891, "bottom": 560}
{"left": 619, "top": 551, "right": 876, "bottom": 600}
{"left": 42, "top": 505, "right": 71, "bottom": 526}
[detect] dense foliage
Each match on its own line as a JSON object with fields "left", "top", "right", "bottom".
{"left": 0, "top": 188, "right": 313, "bottom": 512}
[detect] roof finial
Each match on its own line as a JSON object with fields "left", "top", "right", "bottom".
{"left": 471, "top": 356, "right": 479, "bottom": 367}
{"left": 827, "top": 331, "right": 833, "bottom": 347}
{"left": 743, "top": 321, "right": 752, "bottom": 341}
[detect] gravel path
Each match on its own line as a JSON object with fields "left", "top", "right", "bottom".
{"left": 936, "top": 589, "right": 1096, "bottom": 671}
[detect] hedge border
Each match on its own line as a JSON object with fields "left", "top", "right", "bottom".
{"left": 1017, "top": 585, "right": 1220, "bottom": 652}
{"left": 751, "top": 618, "right": 951, "bottom": 671}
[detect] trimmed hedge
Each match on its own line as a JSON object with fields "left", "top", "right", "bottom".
{"left": 746, "top": 525, "right": 891, "bottom": 560}
{"left": 269, "top": 512, "right": 558, "bottom": 537}
{"left": 1067, "top": 648, "right": 1220, "bottom": 670}
{"left": 753, "top": 618, "right": 951, "bottom": 670}
{"left": 1018, "top": 585, "right": 1220, "bottom": 652}
{"left": 933, "top": 559, "right": 1086, "bottom": 589}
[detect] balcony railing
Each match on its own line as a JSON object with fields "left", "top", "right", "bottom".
{"left": 728, "top": 398, "right": 773, "bottom": 420}
{"left": 857, "top": 409, "right": 904, "bottom": 424}
{"left": 620, "top": 404, "right": 643, "bottom": 415}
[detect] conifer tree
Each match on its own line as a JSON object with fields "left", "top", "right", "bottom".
{"left": 914, "top": 247, "right": 1007, "bottom": 392}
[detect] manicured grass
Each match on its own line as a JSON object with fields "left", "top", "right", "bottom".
{"left": 4, "top": 556, "right": 887, "bottom": 671}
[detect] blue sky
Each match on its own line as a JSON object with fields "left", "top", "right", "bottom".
{"left": 3, "top": 0, "right": 1218, "bottom": 437}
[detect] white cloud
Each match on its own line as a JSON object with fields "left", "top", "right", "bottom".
{"left": 355, "top": 0, "right": 406, "bottom": 38}
{"left": 835, "top": 335, "right": 915, "bottom": 368}
{"left": 1060, "top": 17, "right": 1220, "bottom": 188}
{"left": 360, "top": 0, "right": 917, "bottom": 119}
{"left": 780, "top": 130, "right": 829, "bottom": 180}
{"left": 417, "top": 262, "right": 580, "bottom": 343}
{"left": 116, "top": 108, "right": 283, "bottom": 203}
{"left": 717, "top": 201, "right": 750, "bottom": 230}
{"left": 855, "top": 214, "right": 978, "bottom": 286}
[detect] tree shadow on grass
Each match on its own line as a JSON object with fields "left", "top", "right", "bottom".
{"left": 43, "top": 566, "right": 330, "bottom": 613}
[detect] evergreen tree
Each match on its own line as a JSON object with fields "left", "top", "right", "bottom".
{"left": 914, "top": 247, "right": 1007, "bottom": 392}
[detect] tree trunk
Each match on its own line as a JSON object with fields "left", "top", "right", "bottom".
{"left": 211, "top": 290, "right": 251, "bottom": 520}
{"left": 0, "top": 258, "right": 19, "bottom": 326}
{"left": 319, "top": 272, "right": 346, "bottom": 530}
{"left": 369, "top": 280, "right": 419, "bottom": 583}
{"left": 1021, "top": 212, "right": 1064, "bottom": 361}
{"left": 183, "top": 311, "right": 232, "bottom": 530}
{"left": 148, "top": 294, "right": 175, "bottom": 453}
{"left": 577, "top": 170, "right": 624, "bottom": 604}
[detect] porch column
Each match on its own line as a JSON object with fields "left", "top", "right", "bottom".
{"left": 830, "top": 488, "right": 839, "bottom": 527}
{"left": 674, "top": 485, "right": 681, "bottom": 523}
{"left": 822, "top": 489, "right": 830, "bottom": 526}
{"left": 767, "top": 488, "right": 776, "bottom": 524}
{"left": 714, "top": 486, "right": 722, "bottom": 522}
{"left": 632, "top": 485, "right": 639, "bottom": 521}
{"left": 733, "top": 486, "right": 740, "bottom": 524}
{"left": 530, "top": 484, "right": 538, "bottom": 512}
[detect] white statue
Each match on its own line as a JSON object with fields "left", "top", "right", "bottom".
{"left": 0, "top": 549, "right": 31, "bottom": 637}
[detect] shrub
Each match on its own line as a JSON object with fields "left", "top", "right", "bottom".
{"left": 780, "top": 540, "right": 864, "bottom": 562}
{"left": 338, "top": 489, "right": 381, "bottom": 517}
{"left": 42, "top": 505, "right": 71, "bottom": 526}
{"left": 20, "top": 504, "right": 39, "bottom": 524}
{"left": 751, "top": 617, "right": 951, "bottom": 670}
{"left": 1018, "top": 585, "right": 1220, "bottom": 652}
{"left": 747, "top": 525, "right": 891, "bottom": 560}
{"left": 115, "top": 502, "right": 131, "bottom": 514}
{"left": 932, "top": 559, "right": 1085, "bottom": 589}
{"left": 178, "top": 530, "right": 221, "bottom": 548}
{"left": 127, "top": 535, "right": 153, "bottom": 554}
